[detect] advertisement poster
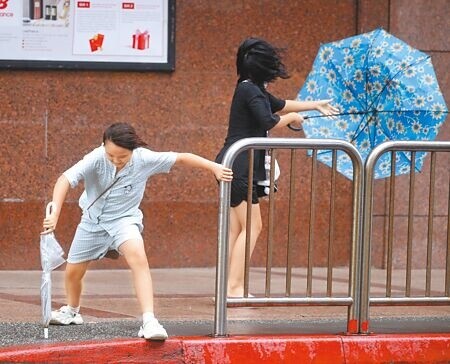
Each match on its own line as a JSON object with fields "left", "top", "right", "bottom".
{"left": 0, "top": 0, "right": 174, "bottom": 70}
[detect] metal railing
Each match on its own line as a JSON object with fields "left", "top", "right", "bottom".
{"left": 213, "top": 138, "right": 364, "bottom": 337}
{"left": 360, "top": 140, "right": 450, "bottom": 334}
{"left": 214, "top": 139, "right": 450, "bottom": 337}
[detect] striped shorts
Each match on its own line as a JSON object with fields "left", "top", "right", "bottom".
{"left": 67, "top": 219, "right": 143, "bottom": 264}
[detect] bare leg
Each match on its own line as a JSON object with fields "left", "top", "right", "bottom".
{"left": 227, "top": 202, "right": 262, "bottom": 297}
{"left": 119, "top": 239, "right": 154, "bottom": 313}
{"left": 228, "top": 207, "right": 242, "bottom": 268}
{"left": 65, "top": 261, "right": 90, "bottom": 308}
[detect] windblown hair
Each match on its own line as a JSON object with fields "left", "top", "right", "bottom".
{"left": 236, "top": 37, "right": 290, "bottom": 86}
{"left": 103, "top": 122, "right": 148, "bottom": 150}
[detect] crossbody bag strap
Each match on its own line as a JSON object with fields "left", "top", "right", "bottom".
{"left": 86, "top": 176, "right": 122, "bottom": 211}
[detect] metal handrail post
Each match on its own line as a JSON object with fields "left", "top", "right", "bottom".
{"left": 347, "top": 146, "right": 364, "bottom": 334}
{"left": 360, "top": 155, "right": 374, "bottom": 334}
{"left": 213, "top": 177, "right": 232, "bottom": 337}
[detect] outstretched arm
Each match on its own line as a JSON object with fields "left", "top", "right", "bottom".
{"left": 42, "top": 174, "right": 71, "bottom": 234}
{"left": 175, "top": 153, "right": 233, "bottom": 182}
{"left": 282, "top": 99, "right": 339, "bottom": 115}
{"left": 271, "top": 99, "right": 339, "bottom": 131}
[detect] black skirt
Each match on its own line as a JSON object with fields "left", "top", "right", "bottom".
{"left": 230, "top": 178, "right": 266, "bottom": 207}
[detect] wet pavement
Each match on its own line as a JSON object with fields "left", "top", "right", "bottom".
{"left": 0, "top": 267, "right": 449, "bottom": 347}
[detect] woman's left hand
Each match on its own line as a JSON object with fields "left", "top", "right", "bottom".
{"left": 316, "top": 99, "right": 340, "bottom": 117}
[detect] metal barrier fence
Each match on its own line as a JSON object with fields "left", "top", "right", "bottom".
{"left": 360, "top": 141, "right": 450, "bottom": 334}
{"left": 214, "top": 138, "right": 450, "bottom": 337}
{"left": 213, "top": 138, "right": 364, "bottom": 337}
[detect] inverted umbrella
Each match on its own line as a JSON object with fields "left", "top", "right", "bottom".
{"left": 296, "top": 28, "right": 448, "bottom": 179}
{"left": 40, "top": 202, "right": 65, "bottom": 338}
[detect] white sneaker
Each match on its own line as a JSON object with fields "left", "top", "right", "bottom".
{"left": 138, "top": 318, "right": 168, "bottom": 340}
{"left": 49, "top": 305, "right": 84, "bottom": 325}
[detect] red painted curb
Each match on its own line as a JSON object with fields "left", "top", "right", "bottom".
{"left": 0, "top": 339, "right": 184, "bottom": 364}
{"left": 0, "top": 334, "right": 449, "bottom": 363}
{"left": 182, "top": 335, "right": 343, "bottom": 363}
{"left": 343, "top": 334, "right": 450, "bottom": 364}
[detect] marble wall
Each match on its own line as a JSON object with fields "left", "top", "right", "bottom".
{"left": 0, "top": 0, "right": 448, "bottom": 269}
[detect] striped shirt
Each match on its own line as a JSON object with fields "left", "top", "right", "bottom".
{"left": 63, "top": 145, "right": 177, "bottom": 235}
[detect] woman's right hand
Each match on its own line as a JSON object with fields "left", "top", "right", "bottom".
{"left": 287, "top": 112, "right": 303, "bottom": 129}
{"left": 275, "top": 112, "right": 304, "bottom": 130}
{"left": 41, "top": 204, "right": 58, "bottom": 235}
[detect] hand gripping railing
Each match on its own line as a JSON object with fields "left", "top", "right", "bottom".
{"left": 360, "top": 140, "right": 450, "bottom": 334}
{"left": 213, "top": 137, "right": 364, "bottom": 337}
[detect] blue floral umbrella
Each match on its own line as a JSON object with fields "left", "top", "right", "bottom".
{"left": 297, "top": 28, "right": 448, "bottom": 179}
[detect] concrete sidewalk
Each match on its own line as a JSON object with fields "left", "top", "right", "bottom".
{"left": 0, "top": 268, "right": 449, "bottom": 347}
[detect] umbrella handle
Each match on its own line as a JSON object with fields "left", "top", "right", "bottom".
{"left": 287, "top": 115, "right": 308, "bottom": 132}
{"left": 46, "top": 202, "right": 56, "bottom": 218}
{"left": 288, "top": 124, "right": 302, "bottom": 131}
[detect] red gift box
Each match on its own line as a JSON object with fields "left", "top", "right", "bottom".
{"left": 132, "top": 30, "right": 150, "bottom": 50}
{"left": 89, "top": 33, "right": 104, "bottom": 52}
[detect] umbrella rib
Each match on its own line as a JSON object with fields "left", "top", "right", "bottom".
{"left": 347, "top": 28, "right": 383, "bottom": 142}
{"left": 302, "top": 108, "right": 448, "bottom": 120}
{"left": 363, "top": 28, "right": 383, "bottom": 111}
{"left": 366, "top": 55, "right": 430, "bottom": 113}
{"left": 376, "top": 121, "right": 422, "bottom": 174}
{"left": 327, "top": 60, "right": 368, "bottom": 113}
{"left": 350, "top": 113, "right": 370, "bottom": 143}
{"left": 351, "top": 28, "right": 388, "bottom": 142}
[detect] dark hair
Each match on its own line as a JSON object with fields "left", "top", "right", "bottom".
{"left": 236, "top": 37, "right": 289, "bottom": 86}
{"left": 103, "top": 122, "right": 148, "bottom": 150}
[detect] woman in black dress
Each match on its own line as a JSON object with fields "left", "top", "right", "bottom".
{"left": 216, "top": 37, "right": 338, "bottom": 297}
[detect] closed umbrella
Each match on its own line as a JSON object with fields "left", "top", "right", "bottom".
{"left": 40, "top": 202, "right": 65, "bottom": 338}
